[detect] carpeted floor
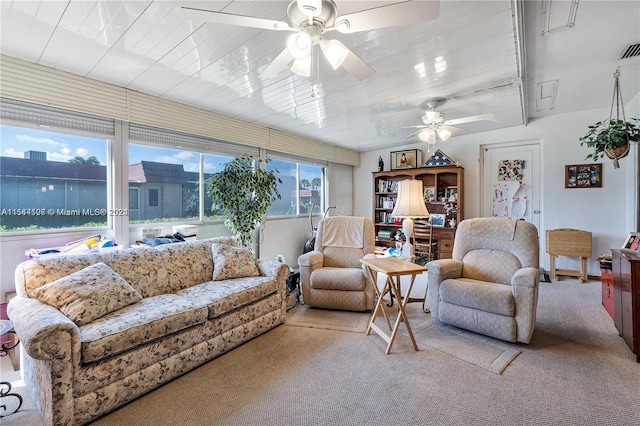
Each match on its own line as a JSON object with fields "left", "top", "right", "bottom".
{"left": 2, "top": 278, "right": 640, "bottom": 425}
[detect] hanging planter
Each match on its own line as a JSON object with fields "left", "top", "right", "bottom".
{"left": 579, "top": 68, "right": 639, "bottom": 169}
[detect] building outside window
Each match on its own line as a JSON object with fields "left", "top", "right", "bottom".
{"left": 0, "top": 124, "right": 109, "bottom": 232}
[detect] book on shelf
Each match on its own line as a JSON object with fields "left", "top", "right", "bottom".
{"left": 377, "top": 179, "right": 398, "bottom": 193}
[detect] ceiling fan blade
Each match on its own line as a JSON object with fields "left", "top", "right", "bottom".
{"left": 333, "top": 1, "right": 440, "bottom": 34}
{"left": 443, "top": 113, "right": 496, "bottom": 126}
{"left": 403, "top": 129, "right": 424, "bottom": 140}
{"left": 260, "top": 48, "right": 294, "bottom": 79}
{"left": 340, "top": 50, "right": 375, "bottom": 80}
{"left": 181, "top": 7, "right": 294, "bottom": 31}
{"left": 441, "top": 125, "right": 463, "bottom": 133}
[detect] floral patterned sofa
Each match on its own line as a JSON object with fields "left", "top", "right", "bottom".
{"left": 8, "top": 237, "right": 288, "bottom": 425}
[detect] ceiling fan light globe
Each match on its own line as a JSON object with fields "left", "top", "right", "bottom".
{"left": 437, "top": 128, "right": 452, "bottom": 141}
{"left": 319, "top": 39, "right": 349, "bottom": 70}
{"left": 291, "top": 57, "right": 311, "bottom": 77}
{"left": 287, "top": 33, "right": 312, "bottom": 59}
{"left": 418, "top": 130, "right": 431, "bottom": 142}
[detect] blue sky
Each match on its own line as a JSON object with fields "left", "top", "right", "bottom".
{"left": 1, "top": 125, "right": 321, "bottom": 180}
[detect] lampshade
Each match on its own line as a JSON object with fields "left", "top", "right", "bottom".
{"left": 391, "top": 179, "right": 430, "bottom": 258}
{"left": 391, "top": 180, "right": 430, "bottom": 219}
{"left": 319, "top": 39, "right": 349, "bottom": 70}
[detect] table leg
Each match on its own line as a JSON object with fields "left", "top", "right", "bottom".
{"left": 363, "top": 266, "right": 392, "bottom": 331}
{"left": 385, "top": 275, "right": 418, "bottom": 354}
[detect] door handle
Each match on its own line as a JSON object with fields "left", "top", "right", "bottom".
{"left": 533, "top": 210, "right": 541, "bottom": 214}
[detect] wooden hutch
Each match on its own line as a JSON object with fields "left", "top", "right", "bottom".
{"left": 372, "top": 165, "right": 463, "bottom": 259}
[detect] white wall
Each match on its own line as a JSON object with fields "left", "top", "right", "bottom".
{"left": 354, "top": 106, "right": 639, "bottom": 277}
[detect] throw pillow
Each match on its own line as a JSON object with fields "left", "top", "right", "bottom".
{"left": 211, "top": 243, "right": 260, "bottom": 281}
{"left": 32, "top": 262, "right": 143, "bottom": 326}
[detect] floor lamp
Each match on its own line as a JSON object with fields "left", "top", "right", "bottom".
{"left": 390, "top": 179, "right": 430, "bottom": 258}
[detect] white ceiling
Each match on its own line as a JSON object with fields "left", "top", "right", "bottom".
{"left": 1, "top": 0, "right": 638, "bottom": 153}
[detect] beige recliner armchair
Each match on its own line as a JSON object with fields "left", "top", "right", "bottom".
{"left": 298, "top": 216, "right": 376, "bottom": 311}
{"left": 427, "top": 217, "right": 540, "bottom": 343}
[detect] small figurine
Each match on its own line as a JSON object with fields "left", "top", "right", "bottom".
{"left": 378, "top": 156, "right": 384, "bottom": 172}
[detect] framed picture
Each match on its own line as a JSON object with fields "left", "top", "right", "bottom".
{"left": 446, "top": 186, "right": 458, "bottom": 201}
{"left": 430, "top": 213, "right": 446, "bottom": 227}
{"left": 621, "top": 232, "right": 640, "bottom": 255}
{"left": 423, "top": 186, "right": 436, "bottom": 202}
{"left": 565, "top": 163, "right": 602, "bottom": 188}
{"left": 390, "top": 149, "right": 422, "bottom": 170}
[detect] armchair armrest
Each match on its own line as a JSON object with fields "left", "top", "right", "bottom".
{"left": 511, "top": 267, "right": 539, "bottom": 288}
{"left": 511, "top": 267, "right": 540, "bottom": 344}
{"left": 426, "top": 259, "right": 463, "bottom": 319}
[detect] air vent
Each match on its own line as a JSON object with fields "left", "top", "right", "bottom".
{"left": 619, "top": 43, "right": 640, "bottom": 60}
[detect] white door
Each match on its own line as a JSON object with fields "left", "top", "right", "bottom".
{"left": 480, "top": 141, "right": 541, "bottom": 231}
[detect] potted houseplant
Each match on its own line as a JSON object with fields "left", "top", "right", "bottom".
{"left": 580, "top": 68, "right": 640, "bottom": 168}
{"left": 206, "top": 156, "right": 281, "bottom": 254}
{"left": 579, "top": 118, "right": 639, "bottom": 167}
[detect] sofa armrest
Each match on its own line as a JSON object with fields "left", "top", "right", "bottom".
{"left": 7, "top": 296, "right": 81, "bottom": 362}
{"left": 426, "top": 259, "right": 463, "bottom": 319}
{"left": 256, "top": 260, "right": 290, "bottom": 297}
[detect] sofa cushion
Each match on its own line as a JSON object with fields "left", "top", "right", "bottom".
{"left": 31, "top": 262, "right": 142, "bottom": 326}
{"left": 211, "top": 243, "right": 260, "bottom": 281}
{"left": 155, "top": 240, "right": 218, "bottom": 291}
{"left": 79, "top": 294, "right": 208, "bottom": 363}
{"left": 177, "top": 276, "right": 278, "bottom": 319}
{"left": 98, "top": 247, "right": 171, "bottom": 297}
{"left": 440, "top": 278, "right": 515, "bottom": 317}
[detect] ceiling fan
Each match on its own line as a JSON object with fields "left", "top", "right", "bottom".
{"left": 182, "top": 0, "right": 440, "bottom": 81}
{"left": 403, "top": 99, "right": 496, "bottom": 144}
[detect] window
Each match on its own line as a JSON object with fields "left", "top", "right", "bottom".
{"left": 0, "top": 124, "right": 109, "bottom": 232}
{"left": 128, "top": 144, "right": 237, "bottom": 224}
{"left": 148, "top": 189, "right": 159, "bottom": 207}
{"left": 266, "top": 157, "right": 324, "bottom": 216}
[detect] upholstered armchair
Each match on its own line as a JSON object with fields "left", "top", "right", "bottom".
{"left": 298, "top": 216, "right": 376, "bottom": 311}
{"left": 427, "top": 217, "right": 540, "bottom": 343}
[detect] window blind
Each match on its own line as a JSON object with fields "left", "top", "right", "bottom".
{"left": 0, "top": 97, "right": 115, "bottom": 136}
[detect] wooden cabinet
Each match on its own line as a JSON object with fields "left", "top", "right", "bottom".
{"left": 611, "top": 249, "right": 640, "bottom": 363}
{"left": 373, "top": 166, "right": 463, "bottom": 259}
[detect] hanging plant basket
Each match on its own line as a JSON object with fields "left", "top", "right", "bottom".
{"left": 605, "top": 144, "right": 630, "bottom": 161}
{"left": 579, "top": 68, "right": 640, "bottom": 169}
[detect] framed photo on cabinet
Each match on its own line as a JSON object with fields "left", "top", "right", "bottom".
{"left": 621, "top": 232, "right": 640, "bottom": 255}
{"left": 390, "top": 149, "right": 422, "bottom": 170}
{"left": 430, "top": 213, "right": 446, "bottom": 227}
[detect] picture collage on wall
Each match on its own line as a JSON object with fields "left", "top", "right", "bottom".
{"left": 492, "top": 159, "right": 527, "bottom": 220}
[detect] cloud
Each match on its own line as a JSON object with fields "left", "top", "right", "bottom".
{"left": 15, "top": 134, "right": 62, "bottom": 147}
{"left": 76, "top": 147, "right": 88, "bottom": 157}
{"left": 2, "top": 147, "right": 24, "bottom": 158}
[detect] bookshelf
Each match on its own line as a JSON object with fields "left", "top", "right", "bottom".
{"left": 372, "top": 165, "right": 464, "bottom": 259}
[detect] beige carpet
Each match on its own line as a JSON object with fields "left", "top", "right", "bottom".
{"left": 410, "top": 322, "right": 521, "bottom": 374}
{"left": 286, "top": 301, "right": 520, "bottom": 374}
{"left": 4, "top": 279, "right": 640, "bottom": 425}
{"left": 285, "top": 304, "right": 369, "bottom": 333}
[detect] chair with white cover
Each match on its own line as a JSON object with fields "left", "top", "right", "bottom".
{"left": 298, "top": 216, "right": 376, "bottom": 311}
